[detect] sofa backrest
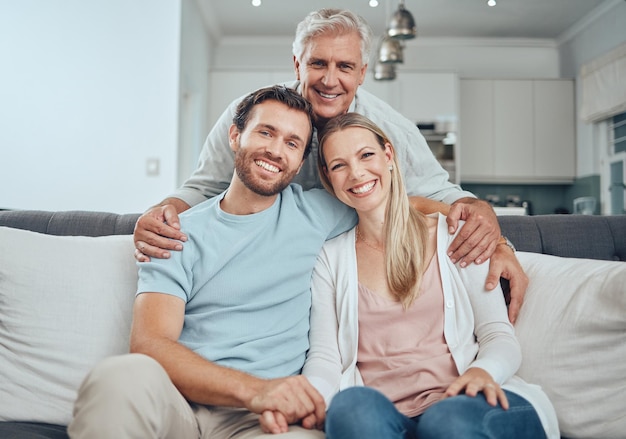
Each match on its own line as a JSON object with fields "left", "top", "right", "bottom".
{"left": 499, "top": 214, "right": 626, "bottom": 261}
{"left": 1, "top": 210, "right": 625, "bottom": 262}
{"left": 0, "top": 210, "right": 140, "bottom": 237}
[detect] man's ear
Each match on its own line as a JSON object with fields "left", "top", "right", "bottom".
{"left": 358, "top": 63, "right": 368, "bottom": 86}
{"left": 295, "top": 159, "right": 305, "bottom": 175}
{"left": 228, "top": 124, "right": 240, "bottom": 153}
{"left": 294, "top": 56, "right": 301, "bottom": 80}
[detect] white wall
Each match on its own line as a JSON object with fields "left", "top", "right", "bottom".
{"left": 178, "top": 0, "right": 213, "bottom": 187}
{"left": 212, "top": 36, "right": 560, "bottom": 80}
{"left": 558, "top": 0, "right": 626, "bottom": 177}
{"left": 0, "top": 0, "right": 182, "bottom": 213}
{"left": 397, "top": 39, "right": 560, "bottom": 79}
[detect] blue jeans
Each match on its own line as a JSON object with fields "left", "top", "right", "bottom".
{"left": 325, "top": 387, "right": 547, "bottom": 439}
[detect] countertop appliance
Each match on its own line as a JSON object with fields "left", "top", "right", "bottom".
{"left": 417, "top": 122, "right": 457, "bottom": 184}
{"left": 486, "top": 194, "right": 530, "bottom": 216}
{"left": 493, "top": 206, "right": 529, "bottom": 216}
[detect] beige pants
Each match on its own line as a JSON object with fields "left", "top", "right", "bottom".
{"left": 68, "top": 354, "right": 325, "bottom": 439}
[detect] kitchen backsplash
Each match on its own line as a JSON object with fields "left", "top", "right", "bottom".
{"left": 462, "top": 175, "right": 601, "bottom": 215}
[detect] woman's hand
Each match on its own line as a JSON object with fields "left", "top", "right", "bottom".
{"left": 445, "top": 367, "right": 509, "bottom": 410}
{"left": 260, "top": 411, "right": 289, "bottom": 434}
{"left": 259, "top": 410, "right": 324, "bottom": 434}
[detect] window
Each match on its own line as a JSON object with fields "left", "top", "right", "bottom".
{"left": 607, "top": 112, "right": 626, "bottom": 214}
{"left": 613, "top": 112, "right": 626, "bottom": 154}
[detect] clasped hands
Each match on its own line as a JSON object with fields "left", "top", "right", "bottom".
{"left": 252, "top": 367, "right": 508, "bottom": 435}
{"left": 246, "top": 375, "right": 325, "bottom": 434}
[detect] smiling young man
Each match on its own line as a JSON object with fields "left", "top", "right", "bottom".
{"left": 133, "top": 8, "right": 528, "bottom": 323}
{"left": 68, "top": 86, "right": 357, "bottom": 439}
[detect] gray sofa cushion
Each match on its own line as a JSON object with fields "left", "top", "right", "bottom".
{"left": 0, "top": 210, "right": 140, "bottom": 236}
{"left": 0, "top": 422, "right": 68, "bottom": 439}
{"left": 499, "top": 214, "right": 626, "bottom": 261}
{"left": 1, "top": 211, "right": 625, "bottom": 261}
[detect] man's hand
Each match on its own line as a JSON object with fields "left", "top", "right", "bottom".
{"left": 446, "top": 198, "right": 500, "bottom": 266}
{"left": 250, "top": 376, "right": 325, "bottom": 434}
{"left": 133, "top": 198, "right": 191, "bottom": 262}
{"left": 485, "top": 243, "right": 528, "bottom": 323}
{"left": 446, "top": 197, "right": 528, "bottom": 322}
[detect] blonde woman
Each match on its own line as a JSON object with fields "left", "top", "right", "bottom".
{"left": 302, "top": 113, "right": 559, "bottom": 439}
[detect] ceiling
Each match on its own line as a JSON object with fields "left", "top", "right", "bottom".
{"left": 198, "top": 0, "right": 612, "bottom": 42}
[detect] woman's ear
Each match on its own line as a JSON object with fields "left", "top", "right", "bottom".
{"left": 384, "top": 142, "right": 395, "bottom": 165}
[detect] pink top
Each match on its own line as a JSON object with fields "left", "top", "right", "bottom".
{"left": 357, "top": 255, "right": 459, "bottom": 417}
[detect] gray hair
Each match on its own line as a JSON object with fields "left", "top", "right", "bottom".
{"left": 292, "top": 9, "right": 373, "bottom": 65}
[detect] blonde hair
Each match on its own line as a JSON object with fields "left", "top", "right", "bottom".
{"left": 318, "top": 113, "right": 429, "bottom": 307}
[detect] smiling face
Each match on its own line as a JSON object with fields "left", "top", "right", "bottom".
{"left": 229, "top": 100, "right": 311, "bottom": 197}
{"left": 294, "top": 31, "right": 367, "bottom": 127}
{"left": 321, "top": 126, "right": 394, "bottom": 215}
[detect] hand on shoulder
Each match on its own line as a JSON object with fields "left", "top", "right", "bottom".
{"left": 134, "top": 199, "right": 190, "bottom": 261}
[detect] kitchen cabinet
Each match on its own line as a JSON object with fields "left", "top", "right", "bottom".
{"left": 363, "top": 72, "right": 458, "bottom": 124}
{"left": 363, "top": 72, "right": 460, "bottom": 183}
{"left": 460, "top": 79, "right": 575, "bottom": 183}
{"left": 533, "top": 80, "right": 576, "bottom": 179}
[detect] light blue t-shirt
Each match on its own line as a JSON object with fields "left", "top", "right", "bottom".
{"left": 137, "top": 185, "right": 356, "bottom": 379}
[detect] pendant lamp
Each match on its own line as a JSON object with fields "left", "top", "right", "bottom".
{"left": 373, "top": 62, "right": 396, "bottom": 81}
{"left": 378, "top": 35, "right": 404, "bottom": 63}
{"left": 387, "top": 0, "right": 417, "bottom": 40}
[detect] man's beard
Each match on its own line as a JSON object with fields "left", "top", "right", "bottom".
{"left": 234, "top": 149, "right": 299, "bottom": 197}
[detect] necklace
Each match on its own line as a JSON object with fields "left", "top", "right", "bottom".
{"left": 356, "top": 225, "right": 385, "bottom": 253}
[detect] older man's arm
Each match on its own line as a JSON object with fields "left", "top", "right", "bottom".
{"left": 410, "top": 196, "right": 528, "bottom": 323}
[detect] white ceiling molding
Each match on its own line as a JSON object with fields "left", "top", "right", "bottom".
{"left": 557, "top": 0, "right": 623, "bottom": 45}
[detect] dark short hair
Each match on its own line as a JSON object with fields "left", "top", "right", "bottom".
{"left": 232, "top": 85, "right": 315, "bottom": 159}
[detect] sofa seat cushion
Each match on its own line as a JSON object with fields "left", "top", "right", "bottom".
{"left": 0, "top": 227, "right": 137, "bottom": 425}
{"left": 515, "top": 252, "right": 626, "bottom": 439}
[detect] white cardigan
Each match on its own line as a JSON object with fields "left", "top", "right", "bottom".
{"left": 303, "top": 214, "right": 559, "bottom": 439}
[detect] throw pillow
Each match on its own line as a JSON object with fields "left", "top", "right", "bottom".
{"left": 515, "top": 252, "right": 626, "bottom": 439}
{"left": 0, "top": 227, "right": 137, "bottom": 425}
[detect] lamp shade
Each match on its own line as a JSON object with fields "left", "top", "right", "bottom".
{"left": 378, "top": 35, "right": 403, "bottom": 63}
{"left": 373, "top": 62, "right": 396, "bottom": 80}
{"left": 388, "top": 2, "right": 417, "bottom": 40}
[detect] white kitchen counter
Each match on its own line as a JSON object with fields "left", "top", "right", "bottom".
{"left": 493, "top": 206, "right": 528, "bottom": 216}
